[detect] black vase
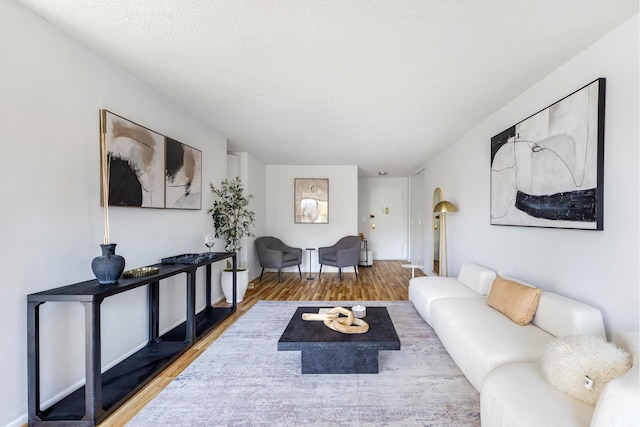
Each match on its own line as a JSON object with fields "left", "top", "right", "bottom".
{"left": 91, "top": 243, "right": 126, "bottom": 285}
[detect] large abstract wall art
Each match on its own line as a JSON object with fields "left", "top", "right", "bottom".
{"left": 165, "top": 138, "right": 202, "bottom": 209}
{"left": 490, "top": 78, "right": 605, "bottom": 230}
{"left": 100, "top": 110, "right": 202, "bottom": 209}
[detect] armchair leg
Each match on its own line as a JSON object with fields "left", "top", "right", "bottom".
{"left": 278, "top": 269, "right": 282, "bottom": 283}
{"left": 297, "top": 265, "right": 302, "bottom": 278}
{"left": 260, "top": 268, "right": 265, "bottom": 281}
{"left": 354, "top": 265, "right": 358, "bottom": 277}
{"left": 319, "top": 265, "right": 323, "bottom": 278}
{"left": 338, "top": 268, "right": 342, "bottom": 280}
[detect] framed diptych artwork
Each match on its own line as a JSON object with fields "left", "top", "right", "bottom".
{"left": 100, "top": 110, "right": 202, "bottom": 209}
{"left": 294, "top": 178, "right": 329, "bottom": 223}
{"left": 490, "top": 78, "right": 605, "bottom": 230}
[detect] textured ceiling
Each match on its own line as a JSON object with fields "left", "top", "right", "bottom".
{"left": 16, "top": 0, "right": 638, "bottom": 176}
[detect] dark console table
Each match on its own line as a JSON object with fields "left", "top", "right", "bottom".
{"left": 27, "top": 252, "right": 237, "bottom": 426}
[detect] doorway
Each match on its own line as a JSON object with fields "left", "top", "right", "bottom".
{"left": 368, "top": 185, "right": 406, "bottom": 260}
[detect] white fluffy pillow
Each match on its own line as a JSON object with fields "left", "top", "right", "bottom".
{"left": 541, "top": 335, "right": 631, "bottom": 405}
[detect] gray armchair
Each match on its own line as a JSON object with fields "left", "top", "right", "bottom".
{"left": 318, "top": 235, "right": 361, "bottom": 280}
{"left": 255, "top": 236, "right": 302, "bottom": 282}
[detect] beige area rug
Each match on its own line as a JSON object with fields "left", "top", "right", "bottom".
{"left": 127, "top": 301, "right": 480, "bottom": 426}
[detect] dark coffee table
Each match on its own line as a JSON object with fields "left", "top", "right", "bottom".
{"left": 277, "top": 306, "right": 401, "bottom": 374}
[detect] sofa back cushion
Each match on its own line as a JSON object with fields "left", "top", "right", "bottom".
{"left": 532, "top": 292, "right": 606, "bottom": 338}
{"left": 457, "top": 263, "right": 497, "bottom": 295}
{"left": 487, "top": 277, "right": 542, "bottom": 325}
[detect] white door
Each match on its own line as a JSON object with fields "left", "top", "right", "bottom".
{"left": 368, "top": 186, "right": 406, "bottom": 260}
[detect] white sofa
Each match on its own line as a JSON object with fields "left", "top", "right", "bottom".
{"left": 481, "top": 331, "right": 639, "bottom": 427}
{"left": 408, "top": 263, "right": 639, "bottom": 427}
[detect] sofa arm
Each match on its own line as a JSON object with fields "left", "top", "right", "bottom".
{"left": 282, "top": 244, "right": 302, "bottom": 258}
{"left": 590, "top": 364, "right": 639, "bottom": 427}
{"left": 591, "top": 332, "right": 639, "bottom": 427}
{"left": 317, "top": 246, "right": 333, "bottom": 259}
{"left": 482, "top": 362, "right": 595, "bottom": 427}
{"left": 260, "top": 247, "right": 284, "bottom": 266}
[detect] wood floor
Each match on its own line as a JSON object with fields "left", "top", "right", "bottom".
{"left": 100, "top": 260, "right": 424, "bottom": 426}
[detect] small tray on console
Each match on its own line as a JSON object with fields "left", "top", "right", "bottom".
{"left": 123, "top": 266, "right": 160, "bottom": 278}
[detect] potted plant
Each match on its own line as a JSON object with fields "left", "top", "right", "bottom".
{"left": 209, "top": 176, "right": 255, "bottom": 302}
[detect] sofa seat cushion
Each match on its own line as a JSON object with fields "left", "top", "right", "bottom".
{"left": 481, "top": 361, "right": 594, "bottom": 427}
{"left": 408, "top": 276, "right": 481, "bottom": 325}
{"left": 431, "top": 297, "right": 553, "bottom": 391}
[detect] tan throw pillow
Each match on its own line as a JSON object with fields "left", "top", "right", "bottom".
{"left": 487, "top": 276, "right": 542, "bottom": 325}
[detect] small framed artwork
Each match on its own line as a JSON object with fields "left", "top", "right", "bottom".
{"left": 100, "top": 110, "right": 165, "bottom": 208}
{"left": 490, "top": 78, "right": 605, "bottom": 230}
{"left": 294, "top": 178, "right": 329, "bottom": 223}
{"left": 165, "top": 138, "right": 202, "bottom": 209}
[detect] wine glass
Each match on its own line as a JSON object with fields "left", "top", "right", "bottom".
{"left": 205, "top": 234, "right": 215, "bottom": 252}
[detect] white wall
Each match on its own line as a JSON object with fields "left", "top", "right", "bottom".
{"left": 265, "top": 165, "right": 358, "bottom": 272}
{"left": 409, "top": 170, "right": 426, "bottom": 267}
{"left": 228, "top": 151, "right": 266, "bottom": 279}
{"left": 422, "top": 14, "right": 639, "bottom": 337}
{"left": 0, "top": 2, "right": 229, "bottom": 425}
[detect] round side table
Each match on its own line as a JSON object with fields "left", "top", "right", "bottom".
{"left": 401, "top": 264, "right": 424, "bottom": 279}
{"left": 305, "top": 248, "right": 315, "bottom": 280}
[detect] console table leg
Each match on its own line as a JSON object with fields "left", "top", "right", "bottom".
{"left": 205, "top": 263, "right": 212, "bottom": 307}
{"left": 148, "top": 281, "right": 160, "bottom": 344}
{"left": 232, "top": 254, "right": 237, "bottom": 309}
{"left": 27, "top": 301, "right": 43, "bottom": 422}
{"left": 185, "top": 271, "right": 196, "bottom": 343}
{"left": 81, "top": 301, "right": 104, "bottom": 422}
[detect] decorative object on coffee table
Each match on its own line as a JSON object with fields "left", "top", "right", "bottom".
{"left": 302, "top": 306, "right": 369, "bottom": 334}
{"left": 352, "top": 304, "right": 366, "bottom": 318}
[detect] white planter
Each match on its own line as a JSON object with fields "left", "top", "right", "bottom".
{"left": 221, "top": 269, "right": 249, "bottom": 303}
